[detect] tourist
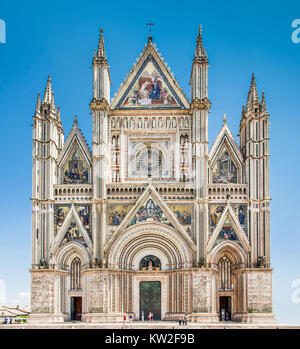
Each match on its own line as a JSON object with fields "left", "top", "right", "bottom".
{"left": 141, "top": 310, "right": 144, "bottom": 321}
{"left": 178, "top": 316, "right": 182, "bottom": 325}
{"left": 129, "top": 314, "right": 133, "bottom": 322}
{"left": 183, "top": 314, "right": 188, "bottom": 325}
{"left": 123, "top": 314, "right": 126, "bottom": 324}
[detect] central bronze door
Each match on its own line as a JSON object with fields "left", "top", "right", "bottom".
{"left": 140, "top": 281, "right": 161, "bottom": 320}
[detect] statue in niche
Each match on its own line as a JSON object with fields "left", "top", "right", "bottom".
{"left": 172, "top": 117, "right": 177, "bottom": 128}
{"left": 166, "top": 117, "right": 170, "bottom": 128}
{"left": 147, "top": 260, "right": 153, "bottom": 271}
{"left": 130, "top": 118, "right": 135, "bottom": 129}
{"left": 158, "top": 117, "right": 163, "bottom": 128}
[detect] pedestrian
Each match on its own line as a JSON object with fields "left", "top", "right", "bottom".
{"left": 178, "top": 316, "right": 182, "bottom": 325}
{"left": 123, "top": 314, "right": 126, "bottom": 324}
{"left": 3, "top": 317, "right": 7, "bottom": 324}
{"left": 184, "top": 314, "right": 188, "bottom": 325}
{"left": 129, "top": 314, "right": 133, "bottom": 322}
{"left": 9, "top": 317, "right": 12, "bottom": 324}
{"left": 141, "top": 310, "right": 144, "bottom": 321}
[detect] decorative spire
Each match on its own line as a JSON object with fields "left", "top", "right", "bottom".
{"left": 35, "top": 92, "right": 41, "bottom": 115}
{"left": 94, "top": 28, "right": 107, "bottom": 64}
{"left": 223, "top": 113, "right": 227, "bottom": 125}
{"left": 246, "top": 73, "right": 259, "bottom": 109}
{"left": 194, "top": 25, "right": 208, "bottom": 63}
{"left": 260, "top": 91, "right": 268, "bottom": 113}
{"left": 42, "top": 75, "right": 55, "bottom": 106}
{"left": 73, "top": 115, "right": 78, "bottom": 127}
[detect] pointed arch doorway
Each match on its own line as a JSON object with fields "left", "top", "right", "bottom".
{"left": 140, "top": 281, "right": 161, "bottom": 320}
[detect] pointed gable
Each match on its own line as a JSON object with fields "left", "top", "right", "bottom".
{"left": 57, "top": 116, "right": 92, "bottom": 184}
{"left": 105, "top": 184, "right": 196, "bottom": 252}
{"left": 50, "top": 205, "right": 93, "bottom": 254}
{"left": 127, "top": 197, "right": 173, "bottom": 228}
{"left": 111, "top": 41, "right": 190, "bottom": 110}
{"left": 208, "top": 117, "right": 244, "bottom": 184}
{"left": 207, "top": 204, "right": 250, "bottom": 253}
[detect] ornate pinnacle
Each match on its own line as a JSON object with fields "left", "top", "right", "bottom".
{"left": 246, "top": 73, "right": 259, "bottom": 109}
{"left": 35, "top": 92, "right": 41, "bottom": 115}
{"left": 73, "top": 115, "right": 78, "bottom": 127}
{"left": 260, "top": 91, "right": 268, "bottom": 113}
{"left": 223, "top": 113, "right": 227, "bottom": 125}
{"left": 94, "top": 28, "right": 107, "bottom": 64}
{"left": 194, "top": 25, "right": 208, "bottom": 63}
{"left": 42, "top": 75, "right": 55, "bottom": 107}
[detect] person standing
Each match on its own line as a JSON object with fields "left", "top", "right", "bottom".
{"left": 184, "top": 314, "right": 188, "bottom": 325}
{"left": 178, "top": 316, "right": 182, "bottom": 325}
{"left": 123, "top": 314, "right": 126, "bottom": 324}
{"left": 141, "top": 310, "right": 144, "bottom": 321}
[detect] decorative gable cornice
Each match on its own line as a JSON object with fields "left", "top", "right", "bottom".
{"left": 50, "top": 204, "right": 93, "bottom": 255}
{"left": 110, "top": 40, "right": 190, "bottom": 110}
{"left": 57, "top": 115, "right": 92, "bottom": 168}
{"left": 209, "top": 116, "right": 243, "bottom": 166}
{"left": 207, "top": 204, "right": 250, "bottom": 253}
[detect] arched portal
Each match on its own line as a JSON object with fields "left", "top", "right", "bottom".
{"left": 106, "top": 223, "right": 193, "bottom": 319}
{"left": 208, "top": 241, "right": 248, "bottom": 321}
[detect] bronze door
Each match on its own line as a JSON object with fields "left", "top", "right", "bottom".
{"left": 140, "top": 281, "right": 161, "bottom": 320}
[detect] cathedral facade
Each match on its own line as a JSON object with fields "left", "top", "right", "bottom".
{"left": 29, "top": 27, "right": 275, "bottom": 323}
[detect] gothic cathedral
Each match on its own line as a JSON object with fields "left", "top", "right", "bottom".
{"left": 29, "top": 27, "right": 275, "bottom": 323}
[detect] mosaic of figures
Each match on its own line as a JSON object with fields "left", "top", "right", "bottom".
{"left": 54, "top": 204, "right": 92, "bottom": 235}
{"left": 212, "top": 147, "right": 237, "bottom": 184}
{"left": 121, "top": 60, "right": 178, "bottom": 108}
{"left": 128, "top": 198, "right": 173, "bottom": 227}
{"left": 168, "top": 204, "right": 192, "bottom": 236}
{"left": 107, "top": 204, "right": 133, "bottom": 238}
{"left": 209, "top": 204, "right": 247, "bottom": 235}
{"left": 213, "top": 218, "right": 241, "bottom": 248}
{"left": 60, "top": 220, "right": 90, "bottom": 248}
{"left": 110, "top": 116, "right": 190, "bottom": 130}
{"left": 62, "top": 147, "right": 89, "bottom": 184}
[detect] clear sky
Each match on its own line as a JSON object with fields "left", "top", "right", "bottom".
{"left": 0, "top": 0, "right": 300, "bottom": 323}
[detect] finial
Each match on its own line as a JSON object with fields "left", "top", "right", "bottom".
{"left": 73, "top": 115, "right": 78, "bottom": 126}
{"left": 146, "top": 20, "right": 155, "bottom": 42}
{"left": 95, "top": 28, "right": 107, "bottom": 63}
{"left": 223, "top": 113, "right": 227, "bottom": 124}
{"left": 246, "top": 73, "right": 259, "bottom": 108}
{"left": 194, "top": 24, "right": 208, "bottom": 63}
{"left": 42, "top": 75, "right": 55, "bottom": 106}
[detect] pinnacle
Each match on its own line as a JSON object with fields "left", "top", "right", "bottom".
{"left": 42, "top": 75, "right": 55, "bottom": 106}
{"left": 35, "top": 92, "right": 41, "bottom": 114}
{"left": 95, "top": 28, "right": 107, "bottom": 63}
{"left": 246, "top": 73, "right": 259, "bottom": 109}
{"left": 73, "top": 115, "right": 78, "bottom": 127}
{"left": 194, "top": 24, "right": 208, "bottom": 63}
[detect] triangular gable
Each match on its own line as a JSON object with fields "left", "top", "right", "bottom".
{"left": 50, "top": 205, "right": 93, "bottom": 254}
{"left": 207, "top": 205, "right": 250, "bottom": 253}
{"left": 57, "top": 122, "right": 92, "bottom": 184}
{"left": 104, "top": 184, "right": 196, "bottom": 252}
{"left": 209, "top": 123, "right": 243, "bottom": 166}
{"left": 111, "top": 42, "right": 190, "bottom": 110}
{"left": 209, "top": 123, "right": 243, "bottom": 184}
{"left": 58, "top": 121, "right": 92, "bottom": 169}
{"left": 127, "top": 196, "right": 173, "bottom": 228}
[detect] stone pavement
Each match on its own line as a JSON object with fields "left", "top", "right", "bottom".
{"left": 1, "top": 321, "right": 300, "bottom": 329}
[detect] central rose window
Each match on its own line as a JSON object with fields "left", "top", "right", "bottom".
{"left": 136, "top": 147, "right": 163, "bottom": 177}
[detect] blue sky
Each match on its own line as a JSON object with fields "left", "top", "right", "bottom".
{"left": 0, "top": 0, "right": 300, "bottom": 323}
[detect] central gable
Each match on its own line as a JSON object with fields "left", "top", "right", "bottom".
{"left": 111, "top": 42, "right": 190, "bottom": 110}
